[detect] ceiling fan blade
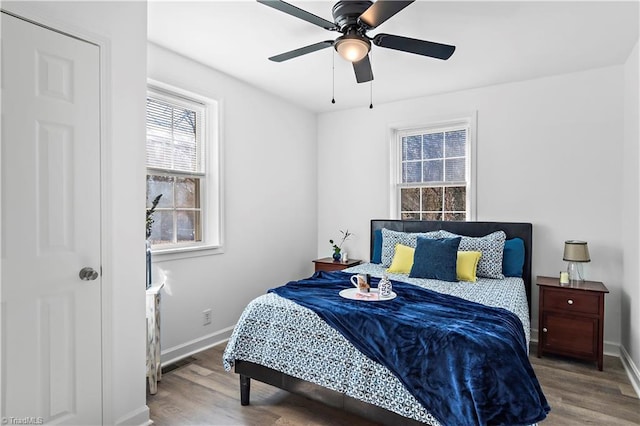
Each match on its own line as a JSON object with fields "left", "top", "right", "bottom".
{"left": 358, "top": 0, "right": 414, "bottom": 30}
{"left": 257, "top": 0, "right": 338, "bottom": 31}
{"left": 373, "top": 33, "right": 455, "bottom": 60}
{"left": 353, "top": 55, "right": 374, "bottom": 83}
{"left": 268, "top": 40, "right": 334, "bottom": 62}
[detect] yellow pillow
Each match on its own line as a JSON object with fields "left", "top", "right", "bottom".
{"left": 386, "top": 244, "right": 415, "bottom": 274}
{"left": 457, "top": 251, "right": 482, "bottom": 282}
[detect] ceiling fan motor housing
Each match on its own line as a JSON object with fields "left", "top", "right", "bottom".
{"left": 332, "top": 0, "right": 373, "bottom": 32}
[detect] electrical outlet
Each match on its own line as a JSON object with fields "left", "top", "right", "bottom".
{"left": 202, "top": 309, "right": 212, "bottom": 326}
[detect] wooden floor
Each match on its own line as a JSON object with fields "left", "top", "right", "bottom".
{"left": 148, "top": 342, "right": 640, "bottom": 425}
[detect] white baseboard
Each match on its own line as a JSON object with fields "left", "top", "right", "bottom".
{"left": 604, "top": 340, "right": 620, "bottom": 357}
{"left": 161, "top": 325, "right": 235, "bottom": 367}
{"left": 620, "top": 345, "right": 640, "bottom": 398}
{"left": 115, "top": 404, "right": 150, "bottom": 426}
{"left": 530, "top": 328, "right": 538, "bottom": 344}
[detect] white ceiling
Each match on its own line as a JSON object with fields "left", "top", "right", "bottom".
{"left": 148, "top": 1, "right": 639, "bottom": 113}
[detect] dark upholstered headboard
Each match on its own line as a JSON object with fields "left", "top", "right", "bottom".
{"left": 370, "top": 220, "right": 533, "bottom": 315}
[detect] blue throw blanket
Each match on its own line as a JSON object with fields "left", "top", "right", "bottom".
{"left": 269, "top": 271, "right": 549, "bottom": 426}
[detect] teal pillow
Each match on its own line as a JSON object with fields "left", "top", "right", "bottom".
{"left": 409, "top": 237, "right": 461, "bottom": 282}
{"left": 503, "top": 238, "right": 525, "bottom": 277}
{"left": 372, "top": 229, "right": 382, "bottom": 264}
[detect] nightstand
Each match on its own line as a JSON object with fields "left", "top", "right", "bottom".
{"left": 313, "top": 257, "right": 361, "bottom": 272}
{"left": 536, "top": 275, "right": 609, "bottom": 370}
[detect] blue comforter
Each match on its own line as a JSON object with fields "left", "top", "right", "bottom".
{"left": 269, "top": 271, "right": 549, "bottom": 426}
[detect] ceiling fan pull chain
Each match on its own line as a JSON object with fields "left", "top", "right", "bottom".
{"left": 259, "top": 0, "right": 455, "bottom": 103}
{"left": 331, "top": 50, "right": 336, "bottom": 104}
{"left": 369, "top": 51, "right": 373, "bottom": 109}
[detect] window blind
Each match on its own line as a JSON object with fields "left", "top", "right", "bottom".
{"left": 146, "top": 96, "right": 203, "bottom": 173}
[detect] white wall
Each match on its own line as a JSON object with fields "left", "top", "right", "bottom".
{"left": 1, "top": 1, "right": 149, "bottom": 424}
{"left": 147, "top": 43, "right": 318, "bottom": 363}
{"left": 622, "top": 39, "right": 640, "bottom": 388}
{"left": 317, "top": 66, "right": 625, "bottom": 349}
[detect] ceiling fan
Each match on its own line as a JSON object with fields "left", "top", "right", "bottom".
{"left": 257, "top": 0, "right": 456, "bottom": 84}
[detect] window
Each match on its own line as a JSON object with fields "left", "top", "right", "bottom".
{"left": 146, "top": 84, "right": 221, "bottom": 253}
{"left": 392, "top": 117, "right": 475, "bottom": 221}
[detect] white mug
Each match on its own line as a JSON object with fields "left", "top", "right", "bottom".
{"left": 350, "top": 274, "right": 369, "bottom": 293}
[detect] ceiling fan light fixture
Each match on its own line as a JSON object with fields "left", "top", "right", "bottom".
{"left": 335, "top": 34, "right": 370, "bottom": 62}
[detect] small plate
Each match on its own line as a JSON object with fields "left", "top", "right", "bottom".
{"left": 339, "top": 287, "right": 397, "bottom": 301}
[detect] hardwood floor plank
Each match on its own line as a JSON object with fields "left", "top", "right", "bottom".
{"left": 621, "top": 383, "right": 639, "bottom": 398}
{"left": 148, "top": 343, "right": 640, "bottom": 425}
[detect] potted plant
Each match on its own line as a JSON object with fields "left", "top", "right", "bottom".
{"left": 146, "top": 194, "right": 163, "bottom": 239}
{"left": 330, "top": 229, "right": 353, "bottom": 262}
{"left": 146, "top": 194, "right": 162, "bottom": 288}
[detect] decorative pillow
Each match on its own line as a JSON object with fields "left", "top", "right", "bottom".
{"left": 386, "top": 244, "right": 415, "bottom": 274}
{"left": 503, "top": 238, "right": 525, "bottom": 277}
{"left": 440, "top": 230, "right": 507, "bottom": 279}
{"left": 381, "top": 228, "right": 442, "bottom": 267}
{"left": 409, "top": 237, "right": 461, "bottom": 282}
{"left": 457, "top": 251, "right": 482, "bottom": 282}
{"left": 371, "top": 229, "right": 383, "bottom": 264}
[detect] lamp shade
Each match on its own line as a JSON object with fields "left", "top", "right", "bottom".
{"left": 563, "top": 240, "right": 590, "bottom": 262}
{"left": 335, "top": 34, "right": 370, "bottom": 62}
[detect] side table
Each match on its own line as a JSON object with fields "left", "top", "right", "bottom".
{"left": 536, "top": 275, "right": 608, "bottom": 370}
{"left": 147, "top": 282, "right": 164, "bottom": 394}
{"left": 313, "top": 257, "right": 361, "bottom": 272}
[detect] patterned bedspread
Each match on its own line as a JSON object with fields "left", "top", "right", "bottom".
{"left": 223, "top": 263, "right": 532, "bottom": 425}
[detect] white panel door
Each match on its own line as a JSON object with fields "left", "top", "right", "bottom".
{"left": 1, "top": 12, "right": 102, "bottom": 424}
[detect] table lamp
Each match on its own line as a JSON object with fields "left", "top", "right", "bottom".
{"left": 563, "top": 240, "right": 590, "bottom": 282}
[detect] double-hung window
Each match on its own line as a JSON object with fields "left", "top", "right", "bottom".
{"left": 146, "top": 84, "right": 221, "bottom": 252}
{"left": 393, "top": 117, "right": 475, "bottom": 221}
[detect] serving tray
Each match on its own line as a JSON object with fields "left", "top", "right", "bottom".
{"left": 339, "top": 287, "right": 397, "bottom": 301}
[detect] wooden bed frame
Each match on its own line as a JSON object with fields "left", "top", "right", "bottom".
{"left": 235, "top": 220, "right": 533, "bottom": 425}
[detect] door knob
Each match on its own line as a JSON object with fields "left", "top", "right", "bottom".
{"left": 79, "top": 267, "right": 99, "bottom": 281}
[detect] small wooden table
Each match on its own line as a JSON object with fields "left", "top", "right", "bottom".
{"left": 536, "top": 275, "right": 608, "bottom": 370}
{"left": 147, "top": 282, "right": 164, "bottom": 394}
{"left": 313, "top": 257, "right": 361, "bottom": 272}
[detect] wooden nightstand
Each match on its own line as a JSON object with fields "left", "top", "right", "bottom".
{"left": 536, "top": 275, "right": 609, "bottom": 370}
{"left": 313, "top": 257, "right": 361, "bottom": 272}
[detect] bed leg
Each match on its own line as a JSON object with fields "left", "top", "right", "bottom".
{"left": 240, "top": 374, "right": 250, "bottom": 406}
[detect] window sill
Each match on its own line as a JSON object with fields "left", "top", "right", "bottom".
{"left": 151, "top": 244, "right": 224, "bottom": 262}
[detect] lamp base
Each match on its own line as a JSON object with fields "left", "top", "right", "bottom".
{"left": 567, "top": 261, "right": 585, "bottom": 282}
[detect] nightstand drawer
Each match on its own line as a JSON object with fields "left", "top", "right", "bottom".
{"left": 543, "top": 288, "right": 600, "bottom": 315}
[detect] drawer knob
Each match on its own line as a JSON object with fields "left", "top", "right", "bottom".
{"left": 567, "top": 299, "right": 574, "bottom": 305}
{"left": 542, "top": 327, "right": 548, "bottom": 333}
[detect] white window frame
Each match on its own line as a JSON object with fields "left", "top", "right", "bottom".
{"left": 389, "top": 113, "right": 477, "bottom": 221}
{"left": 147, "top": 80, "right": 224, "bottom": 259}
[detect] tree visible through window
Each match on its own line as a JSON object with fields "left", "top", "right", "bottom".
{"left": 146, "top": 90, "right": 205, "bottom": 246}
{"left": 397, "top": 125, "right": 470, "bottom": 221}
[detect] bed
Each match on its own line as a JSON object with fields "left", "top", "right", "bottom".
{"left": 223, "top": 220, "right": 548, "bottom": 425}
